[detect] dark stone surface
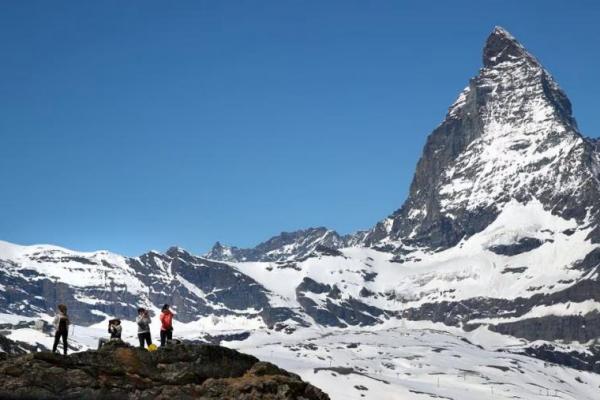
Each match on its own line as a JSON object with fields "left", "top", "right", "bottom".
{"left": 0, "top": 341, "right": 330, "bottom": 400}
{"left": 295, "top": 278, "right": 386, "bottom": 327}
{"left": 488, "top": 238, "right": 543, "bottom": 256}
{"left": 572, "top": 247, "right": 600, "bottom": 271}
{"left": 500, "top": 266, "right": 528, "bottom": 274}
{"left": 406, "top": 275, "right": 600, "bottom": 342}
{"left": 200, "top": 332, "right": 251, "bottom": 346}
{"left": 524, "top": 343, "right": 600, "bottom": 373}
{"left": 490, "top": 312, "right": 600, "bottom": 343}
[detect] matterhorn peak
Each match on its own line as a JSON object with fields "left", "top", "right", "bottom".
{"left": 363, "top": 26, "right": 598, "bottom": 252}
{"left": 482, "top": 26, "right": 540, "bottom": 68}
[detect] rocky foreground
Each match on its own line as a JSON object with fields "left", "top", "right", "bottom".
{"left": 0, "top": 341, "right": 330, "bottom": 400}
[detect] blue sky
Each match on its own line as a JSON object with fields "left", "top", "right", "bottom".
{"left": 1, "top": 1, "right": 599, "bottom": 256}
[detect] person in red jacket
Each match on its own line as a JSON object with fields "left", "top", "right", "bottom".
{"left": 159, "top": 304, "right": 174, "bottom": 346}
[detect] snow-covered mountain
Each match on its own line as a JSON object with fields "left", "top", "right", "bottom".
{"left": 0, "top": 241, "right": 303, "bottom": 329}
{"left": 201, "top": 26, "right": 600, "bottom": 345}
{"left": 2, "top": 27, "right": 600, "bottom": 399}
{"left": 364, "top": 26, "right": 600, "bottom": 252}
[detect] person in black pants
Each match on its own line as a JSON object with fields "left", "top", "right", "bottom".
{"left": 159, "top": 304, "right": 174, "bottom": 346}
{"left": 52, "top": 304, "right": 70, "bottom": 355}
{"left": 136, "top": 308, "right": 152, "bottom": 349}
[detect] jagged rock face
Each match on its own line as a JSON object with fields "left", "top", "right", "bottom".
{"left": 295, "top": 277, "right": 386, "bottom": 327}
{"left": 205, "top": 227, "right": 348, "bottom": 262}
{"left": 0, "top": 342, "right": 330, "bottom": 400}
{"left": 404, "top": 273, "right": 600, "bottom": 342}
{"left": 365, "top": 27, "right": 600, "bottom": 250}
{"left": 0, "top": 251, "right": 142, "bottom": 325}
{"left": 127, "top": 248, "right": 279, "bottom": 323}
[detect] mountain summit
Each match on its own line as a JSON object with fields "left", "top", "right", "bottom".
{"left": 363, "top": 26, "right": 599, "bottom": 251}
{"left": 483, "top": 26, "right": 539, "bottom": 68}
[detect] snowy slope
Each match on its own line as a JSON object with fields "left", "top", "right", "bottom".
{"left": 237, "top": 322, "right": 600, "bottom": 400}
{"left": 3, "top": 314, "right": 599, "bottom": 400}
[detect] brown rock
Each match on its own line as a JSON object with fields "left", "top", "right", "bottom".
{"left": 0, "top": 341, "right": 330, "bottom": 400}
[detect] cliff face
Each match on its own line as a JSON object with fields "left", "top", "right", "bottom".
{"left": 0, "top": 341, "right": 329, "bottom": 400}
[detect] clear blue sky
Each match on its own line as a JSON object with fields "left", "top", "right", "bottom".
{"left": 1, "top": 1, "right": 599, "bottom": 256}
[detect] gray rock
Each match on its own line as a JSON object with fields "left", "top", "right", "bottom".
{"left": 488, "top": 238, "right": 544, "bottom": 256}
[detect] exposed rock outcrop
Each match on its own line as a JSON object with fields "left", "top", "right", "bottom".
{"left": 0, "top": 341, "right": 330, "bottom": 400}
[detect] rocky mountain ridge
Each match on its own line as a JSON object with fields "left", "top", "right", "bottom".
{"left": 205, "top": 227, "right": 352, "bottom": 262}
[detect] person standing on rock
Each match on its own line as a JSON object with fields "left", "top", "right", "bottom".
{"left": 136, "top": 308, "right": 152, "bottom": 349}
{"left": 159, "top": 304, "right": 174, "bottom": 346}
{"left": 52, "top": 304, "right": 70, "bottom": 355}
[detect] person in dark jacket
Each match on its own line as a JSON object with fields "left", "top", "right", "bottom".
{"left": 136, "top": 308, "right": 152, "bottom": 349}
{"left": 98, "top": 319, "right": 122, "bottom": 349}
{"left": 159, "top": 304, "right": 174, "bottom": 346}
{"left": 52, "top": 304, "right": 69, "bottom": 355}
{"left": 109, "top": 319, "right": 122, "bottom": 339}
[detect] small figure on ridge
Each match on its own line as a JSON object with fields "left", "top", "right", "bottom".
{"left": 52, "top": 304, "right": 70, "bottom": 355}
{"left": 159, "top": 304, "right": 174, "bottom": 346}
{"left": 136, "top": 308, "right": 152, "bottom": 349}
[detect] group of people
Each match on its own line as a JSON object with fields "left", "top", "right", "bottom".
{"left": 51, "top": 303, "right": 175, "bottom": 355}
{"left": 136, "top": 304, "right": 175, "bottom": 349}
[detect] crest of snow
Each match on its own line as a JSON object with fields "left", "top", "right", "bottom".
{"left": 0, "top": 240, "right": 146, "bottom": 295}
